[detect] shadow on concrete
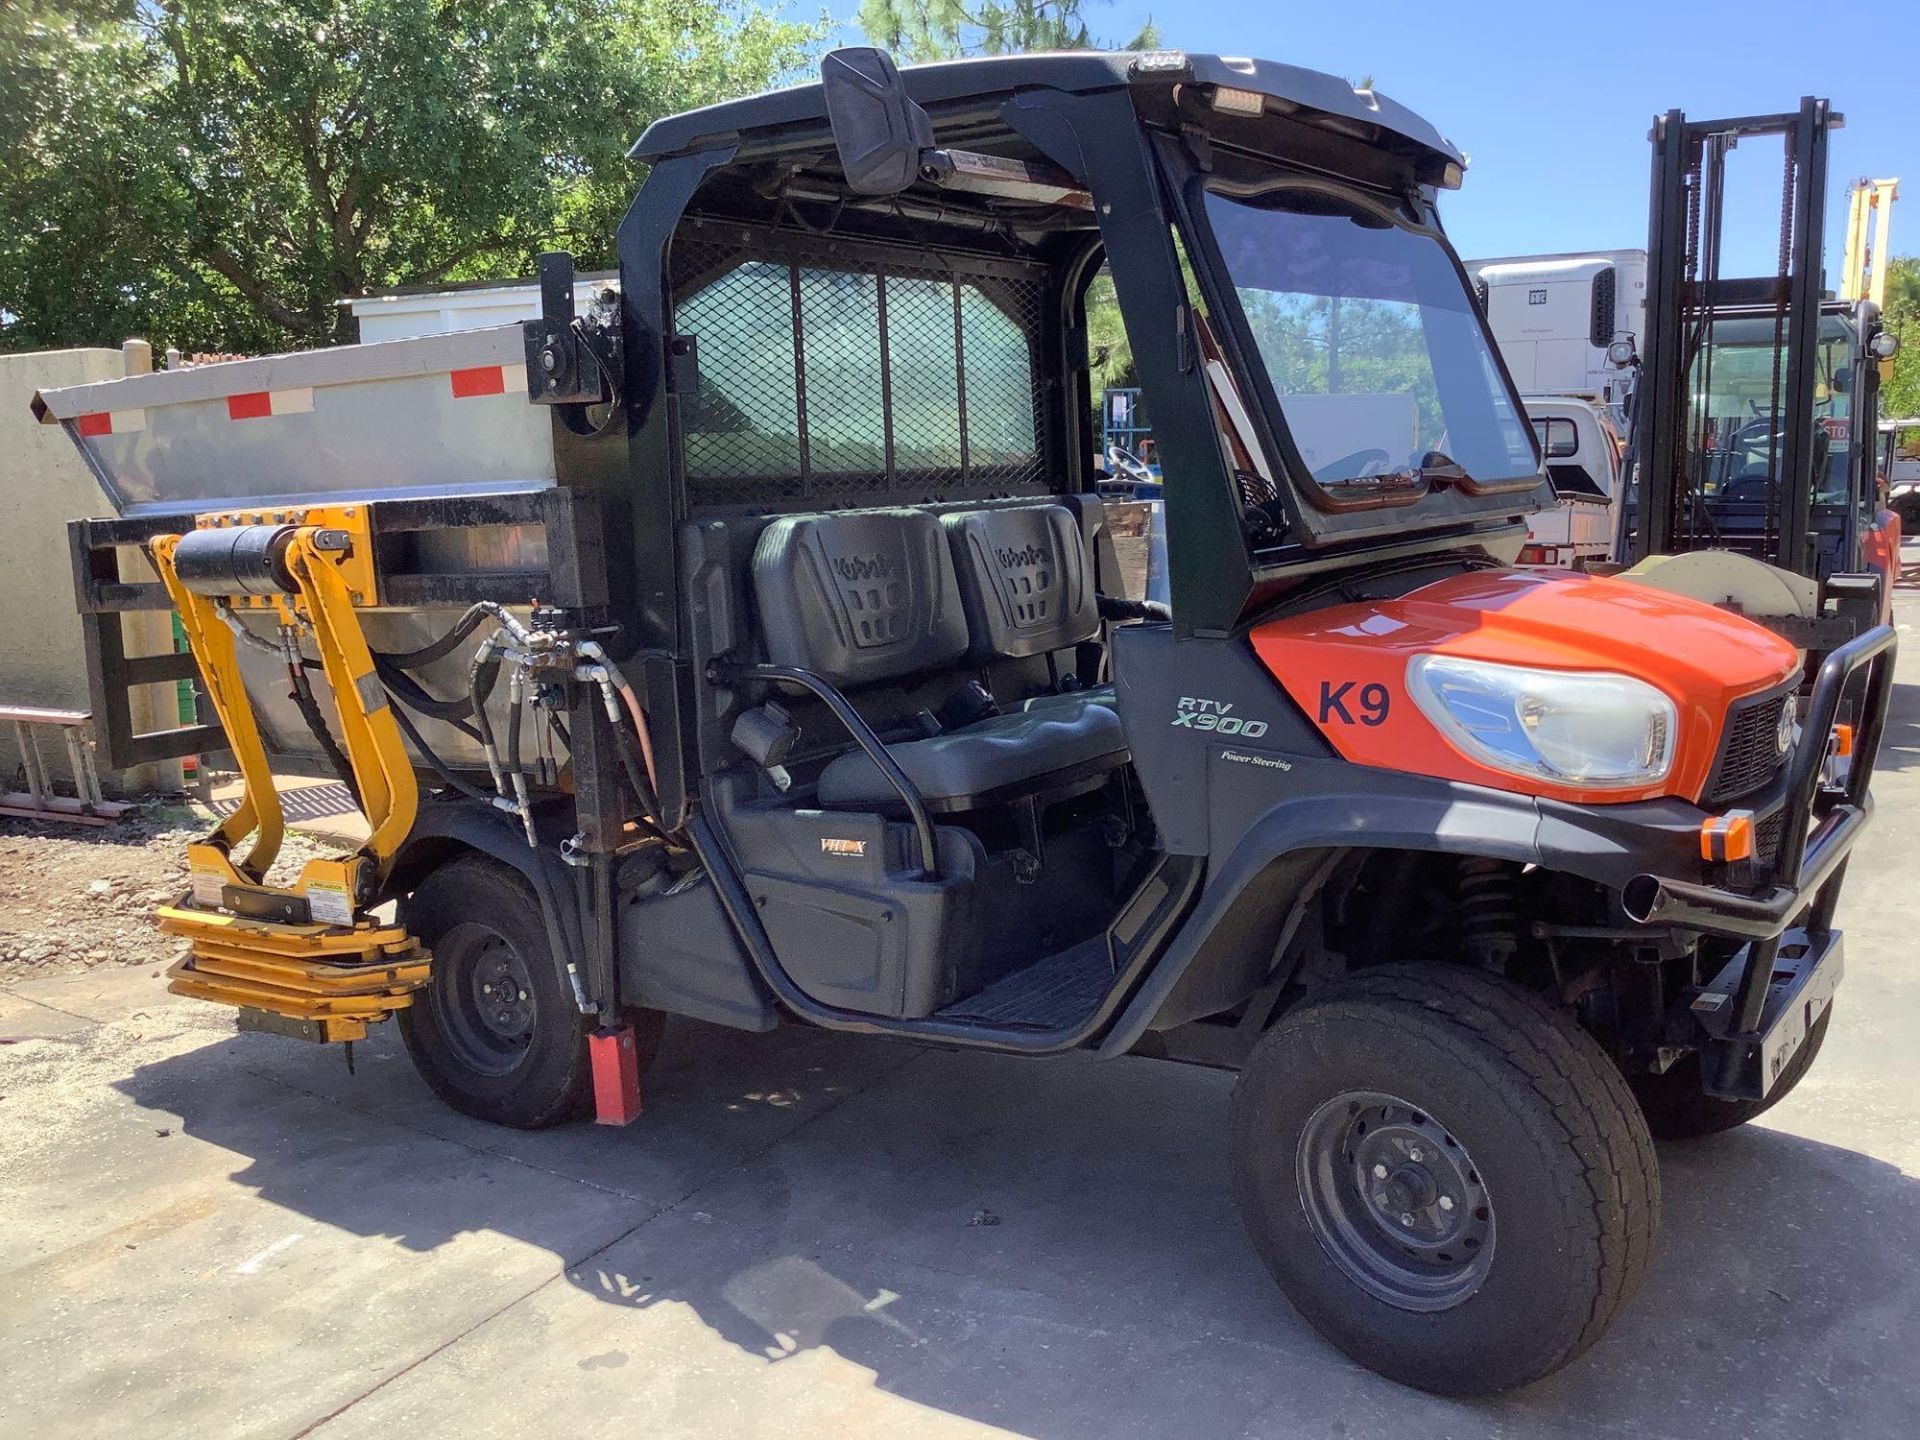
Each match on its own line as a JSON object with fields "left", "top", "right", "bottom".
{"left": 1868, "top": 678, "right": 1920, "bottom": 775}
{"left": 114, "top": 1017, "right": 1920, "bottom": 1437}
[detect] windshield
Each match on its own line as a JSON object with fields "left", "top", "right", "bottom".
{"left": 1687, "top": 315, "right": 1857, "bottom": 505}
{"left": 1201, "top": 186, "right": 1538, "bottom": 506}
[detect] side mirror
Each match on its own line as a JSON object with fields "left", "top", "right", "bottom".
{"left": 1869, "top": 330, "right": 1901, "bottom": 361}
{"left": 1606, "top": 337, "right": 1638, "bottom": 368}
{"left": 820, "top": 47, "right": 934, "bottom": 196}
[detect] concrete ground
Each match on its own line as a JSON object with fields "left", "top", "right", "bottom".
{"left": 5, "top": 599, "right": 1920, "bottom": 1440}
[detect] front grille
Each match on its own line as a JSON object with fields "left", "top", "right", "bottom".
{"left": 1757, "top": 809, "right": 1787, "bottom": 865}
{"left": 1707, "top": 689, "right": 1792, "bottom": 803}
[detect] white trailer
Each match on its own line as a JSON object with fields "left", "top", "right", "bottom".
{"left": 1467, "top": 250, "right": 1646, "bottom": 419}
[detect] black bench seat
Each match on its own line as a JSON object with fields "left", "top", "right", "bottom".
{"left": 750, "top": 505, "right": 1128, "bottom": 814}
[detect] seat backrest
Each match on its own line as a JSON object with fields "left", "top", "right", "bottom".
{"left": 751, "top": 509, "right": 969, "bottom": 688}
{"left": 941, "top": 503, "right": 1099, "bottom": 660}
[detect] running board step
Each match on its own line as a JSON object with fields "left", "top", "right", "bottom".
{"left": 935, "top": 936, "right": 1113, "bottom": 1028}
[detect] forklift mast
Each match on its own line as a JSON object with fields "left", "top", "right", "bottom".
{"left": 1627, "top": 99, "right": 1840, "bottom": 574}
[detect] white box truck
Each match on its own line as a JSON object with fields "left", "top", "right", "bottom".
{"left": 1466, "top": 251, "right": 1646, "bottom": 567}
{"left": 1467, "top": 250, "right": 1646, "bottom": 418}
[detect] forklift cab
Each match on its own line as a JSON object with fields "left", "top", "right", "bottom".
{"left": 1673, "top": 305, "right": 1885, "bottom": 580}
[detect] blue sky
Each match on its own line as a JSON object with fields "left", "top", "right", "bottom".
{"left": 845, "top": 0, "right": 1919, "bottom": 277}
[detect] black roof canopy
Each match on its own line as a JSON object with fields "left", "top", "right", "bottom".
{"left": 631, "top": 51, "right": 1465, "bottom": 180}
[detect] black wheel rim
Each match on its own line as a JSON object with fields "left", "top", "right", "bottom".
{"left": 431, "top": 921, "right": 539, "bottom": 1077}
{"left": 1295, "top": 1090, "right": 1495, "bottom": 1312}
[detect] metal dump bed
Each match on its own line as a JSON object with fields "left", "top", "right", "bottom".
{"left": 51, "top": 327, "right": 604, "bottom": 780}
{"left": 33, "top": 326, "right": 554, "bottom": 518}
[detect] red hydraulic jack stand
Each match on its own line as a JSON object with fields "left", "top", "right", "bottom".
{"left": 589, "top": 1024, "right": 643, "bottom": 1126}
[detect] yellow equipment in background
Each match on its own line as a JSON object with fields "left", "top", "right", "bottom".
{"left": 1840, "top": 177, "right": 1899, "bottom": 311}
{"left": 150, "top": 507, "right": 428, "bottom": 1042}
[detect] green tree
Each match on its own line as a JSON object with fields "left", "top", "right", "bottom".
{"left": 858, "top": 0, "right": 1158, "bottom": 65}
{"left": 1882, "top": 255, "right": 1920, "bottom": 440}
{"left": 0, "top": 1, "right": 825, "bottom": 354}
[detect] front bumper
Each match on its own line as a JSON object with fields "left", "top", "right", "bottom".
{"left": 1689, "top": 925, "right": 1842, "bottom": 1099}
{"left": 1622, "top": 624, "right": 1896, "bottom": 1098}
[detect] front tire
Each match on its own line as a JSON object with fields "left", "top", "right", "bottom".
{"left": 1231, "top": 964, "right": 1660, "bottom": 1395}
{"left": 399, "top": 855, "right": 662, "bottom": 1129}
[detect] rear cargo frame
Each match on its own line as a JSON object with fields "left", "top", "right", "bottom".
{"left": 67, "top": 487, "right": 610, "bottom": 772}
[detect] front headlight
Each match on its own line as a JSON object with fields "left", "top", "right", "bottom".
{"left": 1407, "top": 655, "right": 1676, "bottom": 788}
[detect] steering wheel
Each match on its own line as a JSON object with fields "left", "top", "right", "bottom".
{"left": 1312, "top": 448, "right": 1393, "bottom": 483}
{"left": 1106, "top": 444, "right": 1154, "bottom": 484}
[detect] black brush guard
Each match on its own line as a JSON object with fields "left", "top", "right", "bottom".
{"left": 1622, "top": 624, "right": 1897, "bottom": 1098}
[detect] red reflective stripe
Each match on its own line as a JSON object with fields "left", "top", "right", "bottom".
{"left": 227, "top": 391, "right": 272, "bottom": 420}
{"left": 449, "top": 366, "right": 506, "bottom": 398}
{"left": 76, "top": 412, "right": 112, "bottom": 437}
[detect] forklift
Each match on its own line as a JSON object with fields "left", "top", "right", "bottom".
{"left": 49, "top": 49, "right": 1893, "bottom": 1394}
{"left": 1615, "top": 99, "right": 1902, "bottom": 641}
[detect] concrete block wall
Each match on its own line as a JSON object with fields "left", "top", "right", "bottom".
{"left": 0, "top": 347, "right": 181, "bottom": 799}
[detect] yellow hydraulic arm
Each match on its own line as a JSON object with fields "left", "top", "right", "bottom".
{"left": 149, "top": 507, "right": 427, "bottom": 1042}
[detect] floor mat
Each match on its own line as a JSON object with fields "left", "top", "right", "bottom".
{"left": 936, "top": 936, "right": 1114, "bottom": 1028}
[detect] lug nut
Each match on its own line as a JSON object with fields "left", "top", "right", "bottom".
{"left": 1372, "top": 1163, "right": 1388, "bottom": 1179}
{"left": 1410, "top": 1148, "right": 1424, "bottom": 1163}
{"left": 1400, "top": 1213, "right": 1414, "bottom": 1227}
{"left": 1439, "top": 1195, "right": 1455, "bottom": 1212}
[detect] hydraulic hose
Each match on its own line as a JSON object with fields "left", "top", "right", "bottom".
{"left": 213, "top": 603, "right": 364, "bottom": 807}
{"left": 506, "top": 670, "right": 527, "bottom": 793}
{"left": 385, "top": 686, "right": 589, "bottom": 1013}
{"left": 576, "top": 641, "right": 664, "bottom": 822}
{"left": 287, "top": 665, "right": 364, "bottom": 810}
{"left": 373, "top": 653, "right": 493, "bottom": 730}
{"left": 385, "top": 697, "right": 494, "bottom": 807}
{"left": 613, "top": 680, "right": 659, "bottom": 801}
{"left": 609, "top": 720, "right": 663, "bottom": 831}
{"left": 575, "top": 657, "right": 662, "bottom": 829}
{"left": 375, "top": 604, "right": 494, "bottom": 670}
{"left": 369, "top": 601, "right": 521, "bottom": 724}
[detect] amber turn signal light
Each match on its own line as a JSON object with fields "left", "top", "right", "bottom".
{"left": 1699, "top": 809, "right": 1756, "bottom": 863}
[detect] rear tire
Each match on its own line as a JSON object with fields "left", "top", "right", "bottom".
{"left": 1628, "top": 1008, "right": 1830, "bottom": 1141}
{"left": 1230, "top": 963, "right": 1660, "bottom": 1396}
{"left": 399, "top": 855, "right": 663, "bottom": 1129}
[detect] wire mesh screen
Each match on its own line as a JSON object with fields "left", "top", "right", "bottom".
{"left": 670, "top": 227, "right": 1052, "bottom": 507}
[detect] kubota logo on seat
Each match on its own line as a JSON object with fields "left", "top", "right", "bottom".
{"left": 995, "top": 543, "right": 1051, "bottom": 570}
{"left": 832, "top": 553, "right": 897, "bottom": 583}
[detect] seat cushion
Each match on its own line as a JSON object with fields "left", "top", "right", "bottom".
{"left": 752, "top": 509, "right": 969, "bottom": 689}
{"left": 816, "top": 702, "right": 1128, "bottom": 810}
{"left": 941, "top": 504, "right": 1099, "bottom": 660}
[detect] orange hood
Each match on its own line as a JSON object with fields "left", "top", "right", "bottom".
{"left": 1249, "top": 568, "right": 1800, "bottom": 804}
